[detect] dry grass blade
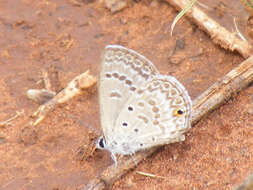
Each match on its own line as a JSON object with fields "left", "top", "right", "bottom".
{"left": 233, "top": 17, "right": 246, "bottom": 41}
{"left": 171, "top": 0, "right": 198, "bottom": 36}
{"left": 136, "top": 171, "right": 168, "bottom": 179}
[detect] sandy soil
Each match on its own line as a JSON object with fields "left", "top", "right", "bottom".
{"left": 0, "top": 0, "right": 252, "bottom": 189}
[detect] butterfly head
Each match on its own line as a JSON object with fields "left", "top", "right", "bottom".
{"left": 96, "top": 136, "right": 120, "bottom": 165}
{"left": 96, "top": 135, "right": 134, "bottom": 156}
{"left": 96, "top": 136, "right": 106, "bottom": 150}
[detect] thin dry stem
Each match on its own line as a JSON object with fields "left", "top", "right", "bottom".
{"left": 0, "top": 110, "right": 24, "bottom": 127}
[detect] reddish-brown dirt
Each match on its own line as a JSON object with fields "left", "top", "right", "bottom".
{"left": 0, "top": 0, "right": 252, "bottom": 190}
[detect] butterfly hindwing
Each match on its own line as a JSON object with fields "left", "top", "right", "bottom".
{"left": 113, "top": 75, "right": 192, "bottom": 154}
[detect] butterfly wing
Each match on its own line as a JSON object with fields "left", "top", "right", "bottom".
{"left": 113, "top": 75, "right": 192, "bottom": 154}
{"left": 99, "top": 45, "right": 159, "bottom": 141}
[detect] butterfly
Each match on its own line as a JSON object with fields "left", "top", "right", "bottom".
{"left": 96, "top": 45, "right": 192, "bottom": 164}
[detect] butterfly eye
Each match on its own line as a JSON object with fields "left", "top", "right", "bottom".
{"left": 128, "top": 106, "right": 134, "bottom": 111}
{"left": 122, "top": 122, "right": 128, "bottom": 127}
{"left": 99, "top": 137, "right": 105, "bottom": 148}
{"left": 174, "top": 109, "right": 184, "bottom": 116}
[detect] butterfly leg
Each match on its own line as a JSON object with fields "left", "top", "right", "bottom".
{"left": 111, "top": 153, "right": 118, "bottom": 167}
{"left": 130, "top": 154, "right": 137, "bottom": 166}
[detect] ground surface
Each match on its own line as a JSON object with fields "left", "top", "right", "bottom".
{"left": 0, "top": 0, "right": 252, "bottom": 190}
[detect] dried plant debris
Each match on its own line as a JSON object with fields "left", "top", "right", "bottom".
{"left": 28, "top": 70, "right": 97, "bottom": 126}
{"left": 0, "top": 110, "right": 24, "bottom": 127}
{"left": 75, "top": 131, "right": 98, "bottom": 161}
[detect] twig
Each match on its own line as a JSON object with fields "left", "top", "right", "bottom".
{"left": 30, "top": 70, "right": 97, "bottom": 126}
{"left": 0, "top": 110, "right": 24, "bottom": 127}
{"left": 82, "top": 56, "right": 253, "bottom": 189}
{"left": 166, "top": 0, "right": 253, "bottom": 58}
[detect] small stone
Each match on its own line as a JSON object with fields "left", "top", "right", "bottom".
{"left": 27, "top": 89, "right": 56, "bottom": 104}
{"left": 19, "top": 127, "right": 38, "bottom": 146}
{"left": 176, "top": 38, "right": 185, "bottom": 50}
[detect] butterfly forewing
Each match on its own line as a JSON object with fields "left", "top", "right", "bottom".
{"left": 99, "top": 45, "right": 159, "bottom": 140}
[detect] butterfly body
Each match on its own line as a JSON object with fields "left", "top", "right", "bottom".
{"left": 97, "top": 45, "right": 192, "bottom": 162}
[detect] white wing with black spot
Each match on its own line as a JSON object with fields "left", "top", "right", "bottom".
{"left": 112, "top": 75, "right": 192, "bottom": 154}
